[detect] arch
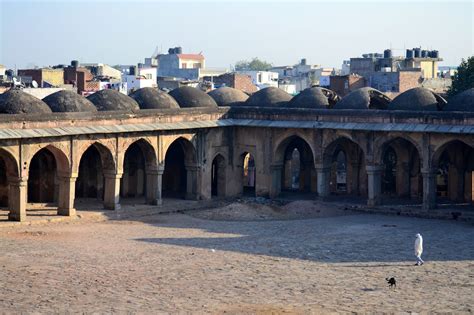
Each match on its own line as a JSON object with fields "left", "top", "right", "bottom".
{"left": 431, "top": 140, "right": 474, "bottom": 204}
{"left": 0, "top": 148, "right": 19, "bottom": 208}
{"left": 239, "top": 151, "right": 257, "bottom": 196}
{"left": 374, "top": 135, "right": 423, "bottom": 166}
{"left": 26, "top": 144, "right": 70, "bottom": 175}
{"left": 211, "top": 154, "right": 226, "bottom": 197}
{"left": 323, "top": 137, "right": 367, "bottom": 196}
{"left": 120, "top": 139, "right": 158, "bottom": 201}
{"left": 162, "top": 137, "right": 198, "bottom": 199}
{"left": 27, "top": 148, "right": 58, "bottom": 203}
{"left": 74, "top": 140, "right": 116, "bottom": 174}
{"left": 273, "top": 135, "right": 316, "bottom": 195}
{"left": 273, "top": 132, "right": 316, "bottom": 165}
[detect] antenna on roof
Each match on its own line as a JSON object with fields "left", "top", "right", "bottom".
{"left": 32, "top": 80, "right": 38, "bottom": 88}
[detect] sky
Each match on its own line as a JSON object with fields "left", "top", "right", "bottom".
{"left": 0, "top": 0, "right": 472, "bottom": 70}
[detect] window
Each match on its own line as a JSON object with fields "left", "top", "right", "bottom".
{"left": 181, "top": 63, "right": 187, "bottom": 69}
{"left": 193, "top": 63, "right": 201, "bottom": 69}
{"left": 146, "top": 74, "right": 152, "bottom": 80}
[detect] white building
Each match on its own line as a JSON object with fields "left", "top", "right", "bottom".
{"left": 122, "top": 67, "right": 157, "bottom": 94}
{"left": 238, "top": 71, "right": 279, "bottom": 89}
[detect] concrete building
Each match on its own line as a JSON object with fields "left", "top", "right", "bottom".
{"left": 81, "top": 63, "right": 122, "bottom": 80}
{"left": 0, "top": 86, "right": 472, "bottom": 222}
{"left": 157, "top": 47, "right": 205, "bottom": 80}
{"left": 122, "top": 66, "right": 157, "bottom": 94}
{"left": 349, "top": 48, "right": 446, "bottom": 94}
{"left": 203, "top": 73, "right": 258, "bottom": 94}
{"left": 17, "top": 68, "right": 64, "bottom": 87}
{"left": 238, "top": 70, "right": 279, "bottom": 89}
{"left": 330, "top": 74, "right": 366, "bottom": 96}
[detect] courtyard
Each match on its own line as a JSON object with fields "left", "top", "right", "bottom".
{"left": 0, "top": 201, "right": 473, "bottom": 313}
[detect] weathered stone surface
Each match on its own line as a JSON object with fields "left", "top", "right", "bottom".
{"left": 130, "top": 87, "right": 180, "bottom": 109}
{"left": 43, "top": 90, "right": 97, "bottom": 112}
{"left": 87, "top": 89, "right": 140, "bottom": 111}
{"left": 0, "top": 89, "right": 52, "bottom": 114}
{"left": 444, "top": 88, "right": 474, "bottom": 112}
{"left": 169, "top": 86, "right": 217, "bottom": 108}
{"left": 333, "top": 87, "right": 390, "bottom": 110}
{"left": 245, "top": 87, "right": 292, "bottom": 107}
{"left": 389, "top": 87, "right": 446, "bottom": 111}
{"left": 208, "top": 87, "right": 249, "bottom": 106}
{"left": 286, "top": 87, "right": 340, "bottom": 109}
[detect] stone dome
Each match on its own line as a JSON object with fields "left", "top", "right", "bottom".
{"left": 168, "top": 86, "right": 217, "bottom": 108}
{"left": 0, "top": 89, "right": 52, "bottom": 114}
{"left": 208, "top": 87, "right": 249, "bottom": 106}
{"left": 333, "top": 87, "right": 390, "bottom": 110}
{"left": 287, "top": 87, "right": 340, "bottom": 109}
{"left": 43, "top": 90, "right": 97, "bottom": 112}
{"left": 130, "top": 87, "right": 180, "bottom": 109}
{"left": 443, "top": 88, "right": 474, "bottom": 112}
{"left": 245, "top": 87, "right": 293, "bottom": 107}
{"left": 389, "top": 87, "right": 446, "bottom": 111}
{"left": 87, "top": 89, "right": 140, "bottom": 111}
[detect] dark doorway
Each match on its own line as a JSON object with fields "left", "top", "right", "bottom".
{"left": 28, "top": 148, "right": 57, "bottom": 203}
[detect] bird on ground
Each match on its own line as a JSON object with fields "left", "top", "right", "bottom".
{"left": 414, "top": 233, "right": 424, "bottom": 266}
{"left": 386, "top": 277, "right": 396, "bottom": 288}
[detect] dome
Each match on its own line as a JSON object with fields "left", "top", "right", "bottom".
{"left": 333, "top": 87, "right": 390, "bottom": 110}
{"left": 245, "top": 87, "right": 292, "bottom": 107}
{"left": 443, "top": 88, "right": 474, "bottom": 112}
{"left": 43, "top": 90, "right": 97, "bottom": 112}
{"left": 87, "top": 89, "right": 140, "bottom": 111}
{"left": 287, "top": 87, "right": 340, "bottom": 109}
{"left": 130, "top": 87, "right": 180, "bottom": 109}
{"left": 208, "top": 87, "right": 249, "bottom": 106}
{"left": 389, "top": 87, "right": 446, "bottom": 111}
{"left": 0, "top": 89, "right": 52, "bottom": 114}
{"left": 168, "top": 86, "right": 217, "bottom": 108}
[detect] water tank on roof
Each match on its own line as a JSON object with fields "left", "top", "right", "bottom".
{"left": 430, "top": 50, "right": 439, "bottom": 58}
{"left": 301, "top": 58, "right": 307, "bottom": 65}
{"left": 406, "top": 49, "right": 414, "bottom": 58}
{"left": 384, "top": 49, "right": 392, "bottom": 58}
{"left": 71, "top": 60, "right": 79, "bottom": 68}
{"left": 414, "top": 48, "right": 421, "bottom": 58}
{"left": 175, "top": 47, "right": 183, "bottom": 54}
{"left": 168, "top": 48, "right": 175, "bottom": 54}
{"left": 129, "top": 66, "right": 137, "bottom": 75}
{"left": 421, "top": 50, "right": 429, "bottom": 58}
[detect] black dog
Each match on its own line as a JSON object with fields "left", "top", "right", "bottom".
{"left": 386, "top": 277, "right": 396, "bottom": 288}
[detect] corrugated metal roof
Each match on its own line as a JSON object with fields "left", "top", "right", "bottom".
{"left": 0, "top": 119, "right": 472, "bottom": 140}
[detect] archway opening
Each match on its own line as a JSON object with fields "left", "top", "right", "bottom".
{"left": 434, "top": 141, "right": 474, "bottom": 205}
{"left": 0, "top": 157, "right": 8, "bottom": 207}
{"left": 76, "top": 145, "right": 104, "bottom": 200}
{"left": 380, "top": 138, "right": 422, "bottom": 203}
{"left": 242, "top": 152, "right": 256, "bottom": 196}
{"left": 28, "top": 148, "right": 57, "bottom": 203}
{"left": 121, "top": 142, "right": 147, "bottom": 200}
{"left": 324, "top": 138, "right": 366, "bottom": 198}
{"left": 211, "top": 154, "right": 226, "bottom": 197}
{"left": 277, "top": 136, "right": 316, "bottom": 197}
{"left": 163, "top": 138, "right": 196, "bottom": 199}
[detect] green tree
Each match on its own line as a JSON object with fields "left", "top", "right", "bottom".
{"left": 448, "top": 56, "right": 474, "bottom": 97}
{"left": 235, "top": 57, "right": 273, "bottom": 71}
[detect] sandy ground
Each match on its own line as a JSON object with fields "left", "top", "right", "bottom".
{"left": 0, "top": 200, "right": 473, "bottom": 314}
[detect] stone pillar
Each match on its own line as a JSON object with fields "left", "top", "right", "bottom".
{"left": 366, "top": 165, "right": 383, "bottom": 207}
{"left": 103, "top": 172, "right": 122, "bottom": 210}
{"left": 8, "top": 178, "right": 27, "bottom": 222}
{"left": 146, "top": 167, "right": 163, "bottom": 205}
{"left": 270, "top": 164, "right": 282, "bottom": 198}
{"left": 57, "top": 175, "right": 77, "bottom": 216}
{"left": 315, "top": 164, "right": 330, "bottom": 198}
{"left": 185, "top": 165, "right": 199, "bottom": 200}
{"left": 422, "top": 170, "right": 437, "bottom": 210}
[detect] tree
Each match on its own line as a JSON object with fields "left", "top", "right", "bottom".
{"left": 235, "top": 57, "right": 273, "bottom": 71}
{"left": 448, "top": 56, "right": 474, "bottom": 97}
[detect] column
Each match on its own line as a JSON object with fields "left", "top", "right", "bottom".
{"left": 366, "top": 165, "right": 383, "bottom": 207}
{"left": 103, "top": 172, "right": 122, "bottom": 210}
{"left": 146, "top": 166, "right": 163, "bottom": 205}
{"left": 315, "top": 164, "right": 330, "bottom": 198}
{"left": 269, "top": 164, "right": 282, "bottom": 198}
{"left": 185, "top": 165, "right": 199, "bottom": 200}
{"left": 8, "top": 178, "right": 27, "bottom": 222}
{"left": 422, "top": 170, "right": 436, "bottom": 210}
{"left": 57, "top": 175, "right": 77, "bottom": 216}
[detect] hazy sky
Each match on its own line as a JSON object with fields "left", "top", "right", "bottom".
{"left": 1, "top": 0, "right": 472, "bottom": 70}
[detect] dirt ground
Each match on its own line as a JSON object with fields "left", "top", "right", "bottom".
{"left": 0, "top": 200, "right": 473, "bottom": 314}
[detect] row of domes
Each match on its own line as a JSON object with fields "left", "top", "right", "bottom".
{"left": 0, "top": 86, "right": 472, "bottom": 115}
